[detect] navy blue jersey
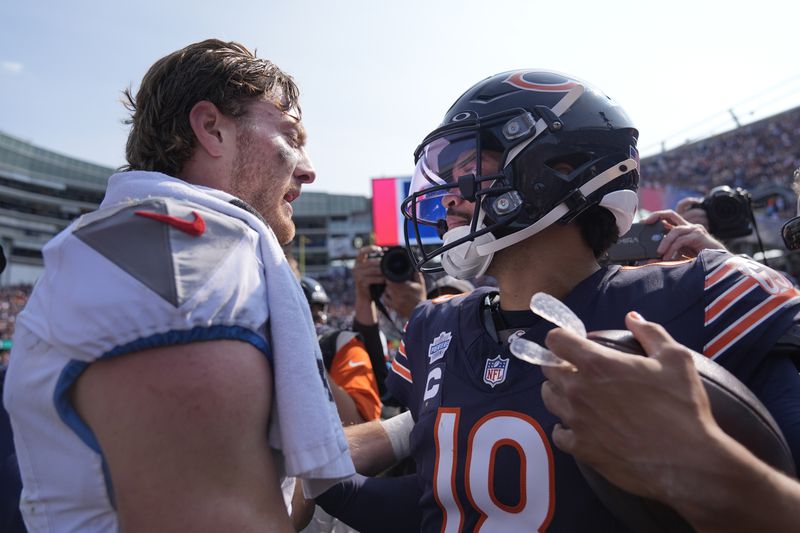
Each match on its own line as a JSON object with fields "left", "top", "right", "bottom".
{"left": 386, "top": 250, "right": 800, "bottom": 532}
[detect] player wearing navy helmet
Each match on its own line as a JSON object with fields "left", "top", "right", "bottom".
{"left": 403, "top": 70, "right": 639, "bottom": 279}
{"left": 317, "top": 70, "right": 800, "bottom": 532}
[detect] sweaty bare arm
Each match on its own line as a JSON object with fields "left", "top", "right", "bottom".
{"left": 330, "top": 380, "right": 366, "bottom": 426}
{"left": 344, "top": 420, "right": 397, "bottom": 476}
{"left": 72, "top": 340, "right": 292, "bottom": 533}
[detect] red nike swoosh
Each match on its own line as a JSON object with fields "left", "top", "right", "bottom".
{"left": 134, "top": 210, "right": 206, "bottom": 236}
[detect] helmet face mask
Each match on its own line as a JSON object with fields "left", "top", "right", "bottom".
{"left": 402, "top": 70, "right": 640, "bottom": 275}
{"left": 402, "top": 110, "right": 539, "bottom": 273}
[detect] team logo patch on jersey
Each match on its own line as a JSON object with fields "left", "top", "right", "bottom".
{"left": 483, "top": 355, "right": 509, "bottom": 387}
{"left": 428, "top": 331, "right": 453, "bottom": 364}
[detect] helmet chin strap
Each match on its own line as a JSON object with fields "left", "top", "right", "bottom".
{"left": 475, "top": 157, "right": 639, "bottom": 257}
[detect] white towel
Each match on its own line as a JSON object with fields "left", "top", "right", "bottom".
{"left": 101, "top": 171, "right": 354, "bottom": 496}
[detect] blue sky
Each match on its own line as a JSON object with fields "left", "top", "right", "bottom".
{"left": 2, "top": 0, "right": 800, "bottom": 195}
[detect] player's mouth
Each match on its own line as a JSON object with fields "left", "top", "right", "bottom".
{"left": 445, "top": 210, "right": 471, "bottom": 230}
{"left": 283, "top": 189, "right": 300, "bottom": 215}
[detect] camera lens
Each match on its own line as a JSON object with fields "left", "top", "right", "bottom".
{"left": 709, "top": 195, "right": 744, "bottom": 223}
{"left": 380, "top": 246, "right": 415, "bottom": 283}
{"left": 703, "top": 186, "right": 752, "bottom": 239}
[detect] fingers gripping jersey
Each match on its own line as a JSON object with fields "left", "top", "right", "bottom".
{"left": 4, "top": 197, "right": 270, "bottom": 532}
{"left": 386, "top": 250, "right": 800, "bottom": 532}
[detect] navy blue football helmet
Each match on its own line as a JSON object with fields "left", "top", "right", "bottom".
{"left": 402, "top": 70, "right": 640, "bottom": 276}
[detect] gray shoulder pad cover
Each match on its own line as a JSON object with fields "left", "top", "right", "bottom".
{"left": 74, "top": 197, "right": 254, "bottom": 308}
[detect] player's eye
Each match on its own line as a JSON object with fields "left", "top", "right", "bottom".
{"left": 287, "top": 134, "right": 301, "bottom": 148}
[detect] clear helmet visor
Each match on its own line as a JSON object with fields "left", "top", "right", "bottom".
{"left": 405, "top": 132, "right": 508, "bottom": 226}
{"left": 404, "top": 134, "right": 479, "bottom": 225}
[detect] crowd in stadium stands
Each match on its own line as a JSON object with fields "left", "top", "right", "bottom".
{"left": 314, "top": 268, "right": 358, "bottom": 330}
{"left": 641, "top": 106, "right": 800, "bottom": 193}
{"left": 0, "top": 285, "right": 31, "bottom": 344}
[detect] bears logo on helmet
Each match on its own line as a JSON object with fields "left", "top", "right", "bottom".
{"left": 503, "top": 71, "right": 579, "bottom": 92}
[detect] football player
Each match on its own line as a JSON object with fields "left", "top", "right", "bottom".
{"left": 318, "top": 70, "right": 800, "bottom": 531}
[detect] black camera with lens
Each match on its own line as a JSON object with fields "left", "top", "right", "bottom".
{"left": 369, "top": 246, "right": 416, "bottom": 283}
{"left": 368, "top": 246, "right": 416, "bottom": 301}
{"left": 693, "top": 185, "right": 753, "bottom": 240}
{"left": 379, "top": 246, "right": 416, "bottom": 282}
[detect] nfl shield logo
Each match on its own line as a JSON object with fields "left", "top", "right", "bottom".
{"left": 483, "top": 355, "right": 509, "bottom": 388}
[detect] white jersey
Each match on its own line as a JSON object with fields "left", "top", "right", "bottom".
{"left": 4, "top": 195, "right": 271, "bottom": 532}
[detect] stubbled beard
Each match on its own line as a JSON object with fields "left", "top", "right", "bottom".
{"left": 231, "top": 129, "right": 295, "bottom": 245}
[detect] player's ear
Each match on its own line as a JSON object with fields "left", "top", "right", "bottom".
{"left": 551, "top": 162, "right": 574, "bottom": 175}
{"left": 189, "top": 101, "right": 235, "bottom": 158}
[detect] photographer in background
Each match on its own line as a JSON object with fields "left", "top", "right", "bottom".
{"left": 640, "top": 208, "right": 729, "bottom": 260}
{"left": 352, "top": 245, "right": 426, "bottom": 398}
{"left": 645, "top": 186, "right": 797, "bottom": 281}
{"left": 676, "top": 195, "right": 711, "bottom": 228}
{"left": 610, "top": 185, "right": 754, "bottom": 265}
{"left": 675, "top": 185, "right": 754, "bottom": 243}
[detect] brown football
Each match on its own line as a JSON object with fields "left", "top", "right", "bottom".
{"left": 576, "top": 330, "right": 796, "bottom": 533}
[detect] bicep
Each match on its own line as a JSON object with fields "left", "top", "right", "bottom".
{"left": 72, "top": 340, "right": 292, "bottom": 532}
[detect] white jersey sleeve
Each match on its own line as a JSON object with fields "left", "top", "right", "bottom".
{"left": 4, "top": 196, "right": 271, "bottom": 531}
{"left": 23, "top": 197, "right": 270, "bottom": 359}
